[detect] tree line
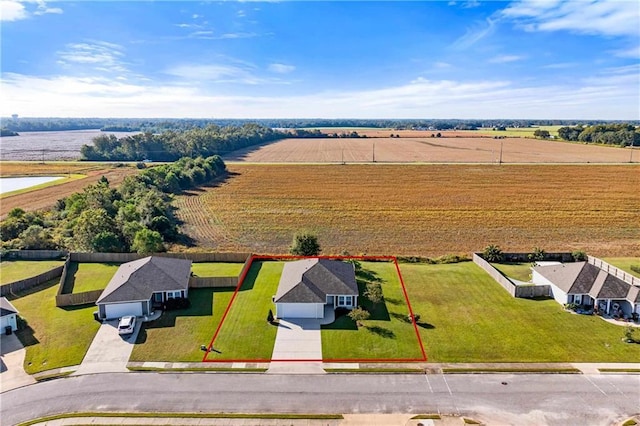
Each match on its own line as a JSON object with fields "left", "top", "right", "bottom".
{"left": 558, "top": 124, "right": 640, "bottom": 147}
{"left": 4, "top": 117, "right": 638, "bottom": 133}
{"left": 0, "top": 156, "right": 226, "bottom": 253}
{"left": 81, "top": 123, "right": 285, "bottom": 161}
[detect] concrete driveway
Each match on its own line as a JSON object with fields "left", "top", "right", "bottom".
{"left": 0, "top": 333, "right": 36, "bottom": 392}
{"left": 73, "top": 319, "right": 140, "bottom": 375}
{"left": 271, "top": 318, "right": 322, "bottom": 361}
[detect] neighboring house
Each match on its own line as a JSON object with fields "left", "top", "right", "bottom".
{"left": 533, "top": 262, "right": 639, "bottom": 317}
{"left": 0, "top": 296, "right": 19, "bottom": 332}
{"left": 274, "top": 258, "right": 359, "bottom": 319}
{"left": 96, "top": 256, "right": 192, "bottom": 320}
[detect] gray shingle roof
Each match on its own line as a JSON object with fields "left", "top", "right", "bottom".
{"left": 96, "top": 256, "right": 191, "bottom": 304}
{"left": 0, "top": 297, "right": 18, "bottom": 316}
{"left": 595, "top": 274, "right": 633, "bottom": 299}
{"left": 569, "top": 263, "right": 602, "bottom": 294}
{"left": 533, "top": 262, "right": 585, "bottom": 293}
{"left": 274, "top": 259, "right": 358, "bottom": 304}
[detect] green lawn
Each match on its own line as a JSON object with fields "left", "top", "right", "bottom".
{"left": 9, "top": 280, "right": 100, "bottom": 374}
{"left": 206, "top": 261, "right": 281, "bottom": 360}
{"left": 491, "top": 262, "right": 532, "bottom": 282}
{"left": 603, "top": 258, "right": 640, "bottom": 279}
{"left": 401, "top": 262, "right": 640, "bottom": 362}
{"left": 0, "top": 260, "right": 64, "bottom": 284}
{"left": 65, "top": 262, "right": 120, "bottom": 293}
{"left": 130, "top": 287, "right": 235, "bottom": 362}
{"left": 191, "top": 262, "right": 244, "bottom": 277}
{"left": 321, "top": 261, "right": 424, "bottom": 360}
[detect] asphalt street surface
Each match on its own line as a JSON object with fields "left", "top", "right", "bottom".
{"left": 2, "top": 372, "right": 638, "bottom": 425}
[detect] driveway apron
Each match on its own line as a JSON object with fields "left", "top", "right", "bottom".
{"left": 0, "top": 333, "right": 36, "bottom": 392}
{"left": 268, "top": 318, "right": 325, "bottom": 374}
{"left": 74, "top": 319, "right": 140, "bottom": 375}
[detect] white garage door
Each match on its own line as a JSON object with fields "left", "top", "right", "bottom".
{"left": 277, "top": 303, "right": 322, "bottom": 319}
{"left": 104, "top": 302, "right": 143, "bottom": 319}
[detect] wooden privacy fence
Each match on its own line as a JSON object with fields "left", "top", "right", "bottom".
{"left": 69, "top": 252, "right": 251, "bottom": 263}
{"left": 0, "top": 250, "right": 67, "bottom": 261}
{"left": 189, "top": 277, "right": 238, "bottom": 288}
{"left": 473, "top": 253, "right": 517, "bottom": 297}
{"left": 56, "top": 290, "right": 103, "bottom": 307}
{"left": 0, "top": 266, "right": 64, "bottom": 297}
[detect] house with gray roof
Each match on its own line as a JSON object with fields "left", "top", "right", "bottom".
{"left": 533, "top": 261, "right": 639, "bottom": 318}
{"left": 274, "top": 258, "right": 358, "bottom": 319}
{"left": 0, "top": 297, "right": 19, "bottom": 332}
{"left": 96, "top": 256, "right": 192, "bottom": 320}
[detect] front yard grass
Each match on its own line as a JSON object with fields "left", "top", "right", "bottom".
{"left": 205, "top": 261, "right": 282, "bottom": 360}
{"left": 9, "top": 279, "right": 100, "bottom": 374}
{"left": 130, "top": 287, "right": 234, "bottom": 362}
{"left": 603, "top": 258, "right": 640, "bottom": 278}
{"left": 321, "top": 261, "right": 424, "bottom": 360}
{"left": 401, "top": 262, "right": 640, "bottom": 362}
{"left": 191, "top": 262, "right": 244, "bottom": 277}
{"left": 490, "top": 262, "right": 532, "bottom": 282}
{"left": 0, "top": 260, "right": 64, "bottom": 284}
{"left": 65, "top": 262, "right": 119, "bottom": 293}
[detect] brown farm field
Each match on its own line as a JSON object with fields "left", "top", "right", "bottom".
{"left": 224, "top": 137, "right": 634, "bottom": 163}
{"left": 0, "top": 162, "right": 139, "bottom": 219}
{"left": 174, "top": 164, "right": 640, "bottom": 257}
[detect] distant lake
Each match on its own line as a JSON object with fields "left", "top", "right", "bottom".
{"left": 0, "top": 176, "right": 63, "bottom": 194}
{"left": 0, "top": 129, "right": 139, "bottom": 161}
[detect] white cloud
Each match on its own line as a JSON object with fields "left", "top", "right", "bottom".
{"left": 452, "top": 18, "right": 496, "bottom": 49}
{"left": 164, "top": 64, "right": 265, "bottom": 85}
{"left": 501, "top": 0, "right": 640, "bottom": 38}
{"left": 613, "top": 45, "right": 640, "bottom": 59}
{"left": 1, "top": 0, "right": 62, "bottom": 21}
{"left": 2, "top": 68, "right": 638, "bottom": 119}
{"left": 488, "top": 55, "right": 526, "bottom": 63}
{"left": 56, "top": 41, "right": 130, "bottom": 75}
{"left": 1, "top": 0, "right": 27, "bottom": 21}
{"left": 434, "top": 62, "right": 452, "bottom": 69}
{"left": 268, "top": 63, "right": 295, "bottom": 74}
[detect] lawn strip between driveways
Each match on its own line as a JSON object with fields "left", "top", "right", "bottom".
{"left": 127, "top": 366, "right": 268, "bottom": 373}
{"left": 442, "top": 367, "right": 582, "bottom": 374}
{"left": 17, "top": 412, "right": 344, "bottom": 426}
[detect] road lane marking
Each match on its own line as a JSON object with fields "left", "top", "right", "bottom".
{"left": 424, "top": 373, "right": 433, "bottom": 393}
{"left": 583, "top": 375, "right": 607, "bottom": 395}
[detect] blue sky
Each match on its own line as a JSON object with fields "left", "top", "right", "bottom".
{"left": 1, "top": 0, "right": 639, "bottom": 119}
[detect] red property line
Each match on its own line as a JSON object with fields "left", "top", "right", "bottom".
{"left": 203, "top": 254, "right": 428, "bottom": 363}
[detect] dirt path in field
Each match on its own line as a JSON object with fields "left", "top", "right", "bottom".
{"left": 0, "top": 168, "right": 138, "bottom": 219}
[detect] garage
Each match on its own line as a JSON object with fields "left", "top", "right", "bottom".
{"left": 0, "top": 297, "right": 19, "bottom": 332}
{"left": 104, "top": 302, "right": 143, "bottom": 320}
{"left": 276, "top": 303, "right": 324, "bottom": 319}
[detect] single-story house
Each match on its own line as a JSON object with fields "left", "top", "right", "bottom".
{"left": 96, "top": 256, "right": 192, "bottom": 320}
{"left": 533, "top": 261, "right": 639, "bottom": 317}
{"left": 0, "top": 296, "right": 19, "bottom": 332}
{"left": 274, "top": 258, "right": 359, "bottom": 319}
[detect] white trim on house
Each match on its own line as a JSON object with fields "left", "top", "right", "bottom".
{"left": 276, "top": 303, "right": 324, "bottom": 319}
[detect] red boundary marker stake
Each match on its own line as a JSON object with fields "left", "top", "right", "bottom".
{"left": 203, "top": 254, "right": 428, "bottom": 363}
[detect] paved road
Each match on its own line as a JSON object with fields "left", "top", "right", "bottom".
{"left": 2, "top": 372, "right": 638, "bottom": 425}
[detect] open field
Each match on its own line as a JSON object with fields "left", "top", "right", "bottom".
{"left": 300, "top": 127, "right": 561, "bottom": 138}
{"left": 401, "top": 262, "right": 640, "bottom": 362}
{"left": 175, "top": 164, "right": 640, "bottom": 257}
{"left": 0, "top": 260, "right": 64, "bottom": 284}
{"left": 224, "top": 136, "right": 634, "bottom": 163}
{"left": 9, "top": 280, "right": 100, "bottom": 374}
{"left": 0, "top": 163, "right": 140, "bottom": 219}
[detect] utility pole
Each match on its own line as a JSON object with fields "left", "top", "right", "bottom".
{"left": 630, "top": 144, "right": 635, "bottom": 163}
{"left": 341, "top": 148, "right": 345, "bottom": 165}
{"left": 372, "top": 142, "right": 376, "bottom": 163}
{"left": 499, "top": 141, "right": 503, "bottom": 165}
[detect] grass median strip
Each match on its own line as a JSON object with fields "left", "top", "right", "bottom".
{"left": 325, "top": 368, "right": 424, "bottom": 373}
{"left": 598, "top": 368, "right": 640, "bottom": 373}
{"left": 442, "top": 367, "right": 581, "bottom": 374}
{"left": 18, "top": 412, "right": 344, "bottom": 426}
{"left": 127, "top": 366, "right": 267, "bottom": 373}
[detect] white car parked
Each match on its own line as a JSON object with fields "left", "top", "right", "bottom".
{"left": 117, "top": 315, "right": 136, "bottom": 335}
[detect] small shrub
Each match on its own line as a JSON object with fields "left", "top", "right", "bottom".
{"left": 348, "top": 307, "right": 370, "bottom": 326}
{"left": 289, "top": 232, "right": 321, "bottom": 256}
{"left": 572, "top": 250, "right": 587, "bottom": 261}
{"left": 364, "top": 282, "right": 383, "bottom": 304}
{"left": 164, "top": 297, "right": 190, "bottom": 311}
{"left": 267, "top": 309, "right": 274, "bottom": 323}
{"left": 483, "top": 244, "right": 504, "bottom": 262}
{"left": 630, "top": 265, "right": 640, "bottom": 274}
{"left": 136, "top": 162, "right": 146, "bottom": 169}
